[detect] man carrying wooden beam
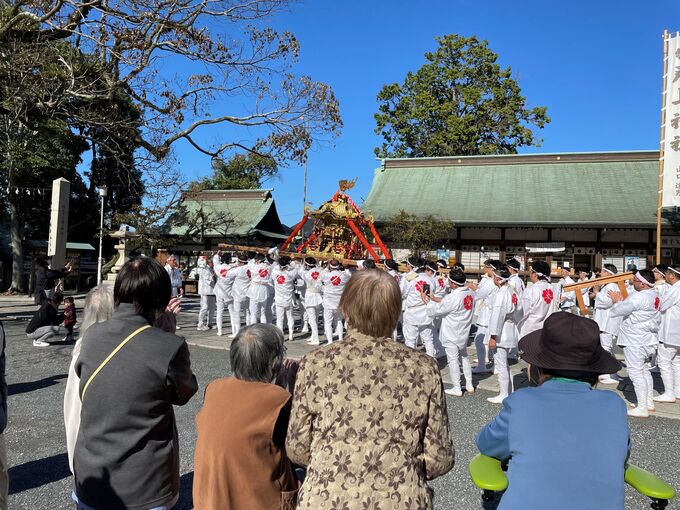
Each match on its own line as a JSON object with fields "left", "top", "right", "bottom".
{"left": 592, "top": 265, "right": 624, "bottom": 386}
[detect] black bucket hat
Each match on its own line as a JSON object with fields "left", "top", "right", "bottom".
{"left": 519, "top": 312, "right": 621, "bottom": 375}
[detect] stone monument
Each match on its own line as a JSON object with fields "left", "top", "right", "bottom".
{"left": 48, "top": 178, "right": 70, "bottom": 269}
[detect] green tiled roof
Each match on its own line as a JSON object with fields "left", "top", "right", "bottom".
{"left": 166, "top": 189, "right": 287, "bottom": 238}
{"left": 363, "top": 151, "right": 661, "bottom": 227}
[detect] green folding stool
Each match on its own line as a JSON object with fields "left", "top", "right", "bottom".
{"left": 469, "top": 454, "right": 676, "bottom": 509}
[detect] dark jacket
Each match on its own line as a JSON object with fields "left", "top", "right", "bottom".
{"left": 26, "top": 303, "right": 64, "bottom": 334}
{"left": 74, "top": 303, "right": 198, "bottom": 510}
{"left": 0, "top": 321, "right": 7, "bottom": 433}
{"left": 34, "top": 266, "right": 68, "bottom": 302}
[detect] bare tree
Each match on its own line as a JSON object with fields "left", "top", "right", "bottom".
{"left": 1, "top": 0, "right": 342, "bottom": 290}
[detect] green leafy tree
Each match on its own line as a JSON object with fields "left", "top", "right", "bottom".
{"left": 381, "top": 210, "right": 455, "bottom": 256}
{"left": 202, "top": 153, "right": 278, "bottom": 190}
{"left": 374, "top": 34, "right": 550, "bottom": 158}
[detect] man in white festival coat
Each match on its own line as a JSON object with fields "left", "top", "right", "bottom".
{"left": 517, "top": 260, "right": 554, "bottom": 339}
{"left": 247, "top": 253, "right": 273, "bottom": 325}
{"left": 301, "top": 257, "right": 324, "bottom": 345}
{"left": 213, "top": 253, "right": 237, "bottom": 337}
{"left": 230, "top": 253, "right": 252, "bottom": 335}
{"left": 470, "top": 259, "right": 501, "bottom": 373}
{"left": 609, "top": 269, "right": 661, "bottom": 418}
{"left": 400, "top": 257, "right": 437, "bottom": 357}
{"left": 321, "top": 259, "right": 351, "bottom": 344}
{"left": 592, "top": 264, "right": 623, "bottom": 385}
{"left": 271, "top": 256, "right": 300, "bottom": 342}
{"left": 422, "top": 269, "right": 475, "bottom": 397}
{"left": 654, "top": 264, "right": 680, "bottom": 403}
{"left": 486, "top": 266, "right": 519, "bottom": 404}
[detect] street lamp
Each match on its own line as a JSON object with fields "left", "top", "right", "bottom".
{"left": 97, "top": 186, "right": 108, "bottom": 286}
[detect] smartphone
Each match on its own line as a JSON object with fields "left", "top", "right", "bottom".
{"left": 422, "top": 283, "right": 431, "bottom": 295}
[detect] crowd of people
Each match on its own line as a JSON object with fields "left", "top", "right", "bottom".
{"left": 9, "top": 249, "right": 676, "bottom": 508}
{"left": 51, "top": 254, "right": 659, "bottom": 509}
{"left": 181, "top": 250, "right": 680, "bottom": 417}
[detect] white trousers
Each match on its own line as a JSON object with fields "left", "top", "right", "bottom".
{"left": 444, "top": 343, "right": 472, "bottom": 391}
{"left": 276, "top": 303, "right": 295, "bottom": 339}
{"left": 248, "top": 299, "right": 269, "bottom": 325}
{"left": 232, "top": 297, "right": 249, "bottom": 335}
{"left": 493, "top": 346, "right": 513, "bottom": 398}
{"left": 216, "top": 296, "right": 236, "bottom": 335}
{"left": 323, "top": 307, "right": 344, "bottom": 344}
{"left": 432, "top": 317, "right": 444, "bottom": 356}
{"left": 623, "top": 345, "right": 656, "bottom": 410}
{"left": 403, "top": 314, "right": 435, "bottom": 357}
{"left": 197, "top": 295, "right": 216, "bottom": 327}
{"left": 657, "top": 343, "right": 680, "bottom": 398}
{"left": 306, "top": 305, "right": 321, "bottom": 342}
{"left": 474, "top": 325, "right": 490, "bottom": 368}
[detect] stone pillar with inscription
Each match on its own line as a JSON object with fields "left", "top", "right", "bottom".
{"left": 48, "top": 178, "right": 70, "bottom": 269}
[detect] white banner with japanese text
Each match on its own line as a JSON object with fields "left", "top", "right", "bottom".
{"left": 663, "top": 33, "right": 680, "bottom": 207}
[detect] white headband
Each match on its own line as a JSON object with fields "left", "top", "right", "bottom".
{"left": 669, "top": 266, "right": 680, "bottom": 276}
{"left": 492, "top": 271, "right": 509, "bottom": 283}
{"left": 425, "top": 264, "right": 438, "bottom": 273}
{"left": 447, "top": 274, "right": 466, "bottom": 285}
{"left": 653, "top": 267, "right": 666, "bottom": 277}
{"left": 601, "top": 267, "right": 615, "bottom": 276}
{"left": 634, "top": 271, "right": 653, "bottom": 287}
{"left": 407, "top": 260, "right": 418, "bottom": 269}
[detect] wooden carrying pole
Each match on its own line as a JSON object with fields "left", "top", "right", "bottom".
{"left": 563, "top": 272, "right": 633, "bottom": 316}
{"left": 657, "top": 29, "right": 670, "bottom": 264}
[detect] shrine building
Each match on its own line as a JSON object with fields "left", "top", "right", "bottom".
{"left": 363, "top": 150, "right": 676, "bottom": 273}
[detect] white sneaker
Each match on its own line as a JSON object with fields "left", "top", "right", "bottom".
{"left": 197, "top": 325, "right": 209, "bottom": 331}
{"left": 175, "top": 325, "right": 181, "bottom": 330}
{"left": 627, "top": 407, "right": 649, "bottom": 418}
{"left": 444, "top": 388, "right": 463, "bottom": 397}
{"left": 301, "top": 327, "right": 309, "bottom": 334}
{"left": 33, "top": 340, "right": 50, "bottom": 347}
{"left": 465, "top": 385, "right": 475, "bottom": 394}
{"left": 307, "top": 339, "right": 320, "bottom": 346}
{"left": 216, "top": 330, "right": 223, "bottom": 337}
{"left": 487, "top": 395, "right": 506, "bottom": 404}
{"left": 598, "top": 376, "right": 619, "bottom": 385}
{"left": 653, "top": 394, "right": 676, "bottom": 403}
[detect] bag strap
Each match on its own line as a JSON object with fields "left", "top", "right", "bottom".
{"left": 80, "top": 324, "right": 151, "bottom": 401}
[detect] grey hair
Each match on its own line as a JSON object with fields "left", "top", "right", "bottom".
{"left": 80, "top": 285, "right": 115, "bottom": 335}
{"left": 230, "top": 324, "right": 285, "bottom": 383}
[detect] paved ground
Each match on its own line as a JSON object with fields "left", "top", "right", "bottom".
{"left": 1, "top": 296, "right": 679, "bottom": 508}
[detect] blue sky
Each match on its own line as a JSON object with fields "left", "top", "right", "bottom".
{"left": 176, "top": 0, "right": 680, "bottom": 227}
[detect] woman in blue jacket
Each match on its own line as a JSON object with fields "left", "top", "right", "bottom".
{"left": 476, "top": 312, "right": 629, "bottom": 510}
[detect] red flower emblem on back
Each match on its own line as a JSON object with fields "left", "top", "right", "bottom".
{"left": 438, "top": 277, "right": 445, "bottom": 288}
{"left": 330, "top": 275, "right": 341, "bottom": 286}
{"left": 415, "top": 280, "right": 425, "bottom": 292}
{"left": 542, "top": 289, "right": 553, "bottom": 304}
{"left": 276, "top": 275, "right": 286, "bottom": 285}
{"left": 219, "top": 268, "right": 228, "bottom": 278}
{"left": 512, "top": 293, "right": 518, "bottom": 305}
{"left": 655, "top": 297, "right": 660, "bottom": 311}
{"left": 311, "top": 271, "right": 320, "bottom": 280}
{"left": 463, "top": 295, "right": 474, "bottom": 311}
{"left": 258, "top": 268, "right": 269, "bottom": 278}
{"left": 246, "top": 269, "right": 251, "bottom": 278}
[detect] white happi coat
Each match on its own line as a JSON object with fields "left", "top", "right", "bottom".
{"left": 577, "top": 277, "right": 592, "bottom": 307}
{"left": 432, "top": 274, "right": 449, "bottom": 299}
{"left": 660, "top": 281, "right": 680, "bottom": 347}
{"left": 301, "top": 267, "right": 324, "bottom": 307}
{"left": 401, "top": 272, "right": 435, "bottom": 325}
{"left": 387, "top": 269, "right": 401, "bottom": 287}
{"left": 488, "top": 284, "right": 519, "bottom": 349}
{"left": 321, "top": 268, "right": 351, "bottom": 310}
{"left": 197, "top": 265, "right": 216, "bottom": 296}
{"left": 214, "top": 262, "right": 235, "bottom": 302}
{"left": 558, "top": 275, "right": 576, "bottom": 309}
{"left": 272, "top": 264, "right": 300, "bottom": 307}
{"left": 517, "top": 280, "right": 554, "bottom": 338}
{"left": 610, "top": 288, "right": 660, "bottom": 347}
{"left": 474, "top": 276, "right": 497, "bottom": 327}
{"left": 425, "top": 286, "right": 475, "bottom": 348}
{"left": 594, "top": 283, "right": 623, "bottom": 335}
{"left": 231, "top": 263, "right": 251, "bottom": 301}
{"left": 508, "top": 273, "right": 525, "bottom": 297}
{"left": 247, "top": 262, "right": 273, "bottom": 302}
{"left": 656, "top": 281, "right": 670, "bottom": 299}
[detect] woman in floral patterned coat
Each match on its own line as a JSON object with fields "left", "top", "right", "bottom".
{"left": 287, "top": 269, "right": 455, "bottom": 510}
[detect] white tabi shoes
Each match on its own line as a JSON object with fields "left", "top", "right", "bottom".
{"left": 627, "top": 406, "right": 649, "bottom": 418}
{"left": 444, "top": 388, "right": 463, "bottom": 397}
{"left": 653, "top": 394, "right": 677, "bottom": 403}
{"left": 486, "top": 395, "right": 506, "bottom": 404}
